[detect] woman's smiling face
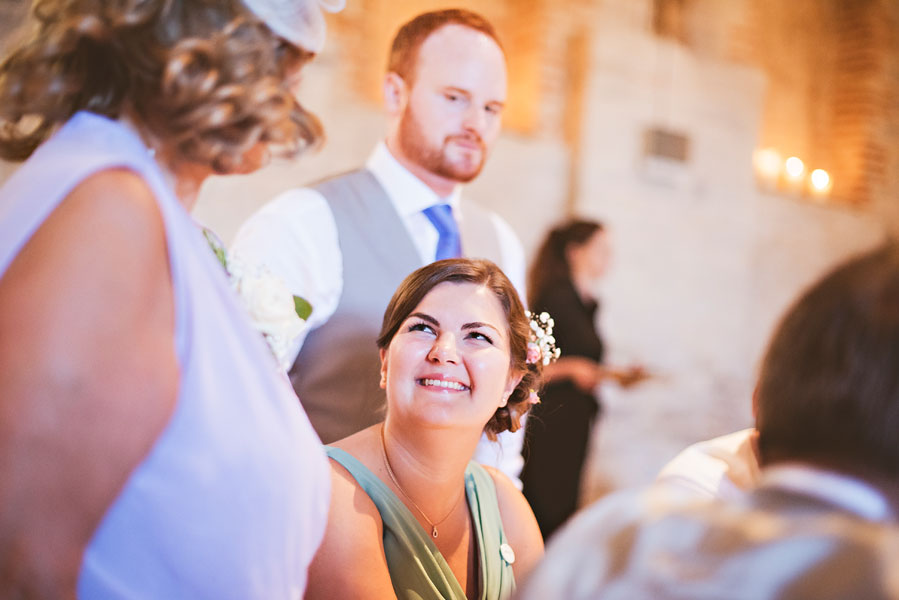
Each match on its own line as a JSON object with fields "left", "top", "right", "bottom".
{"left": 380, "top": 281, "right": 521, "bottom": 430}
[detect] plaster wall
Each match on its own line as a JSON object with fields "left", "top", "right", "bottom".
{"left": 575, "top": 5, "right": 887, "bottom": 497}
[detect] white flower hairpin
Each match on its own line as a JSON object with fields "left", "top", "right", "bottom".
{"left": 525, "top": 310, "right": 561, "bottom": 367}
{"left": 524, "top": 311, "right": 561, "bottom": 405}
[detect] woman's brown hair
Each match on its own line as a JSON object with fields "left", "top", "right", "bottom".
{"left": 0, "top": 0, "right": 321, "bottom": 173}
{"left": 377, "top": 258, "right": 542, "bottom": 439}
{"left": 527, "top": 219, "right": 603, "bottom": 308}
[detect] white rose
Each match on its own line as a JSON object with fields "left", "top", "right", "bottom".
{"left": 224, "top": 257, "right": 307, "bottom": 370}
{"left": 235, "top": 271, "right": 305, "bottom": 338}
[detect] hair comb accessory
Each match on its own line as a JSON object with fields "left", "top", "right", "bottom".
{"left": 242, "top": 0, "right": 345, "bottom": 53}
{"left": 525, "top": 310, "right": 561, "bottom": 366}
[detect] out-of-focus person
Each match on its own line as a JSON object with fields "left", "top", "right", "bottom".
{"left": 229, "top": 9, "right": 529, "bottom": 485}
{"left": 305, "top": 259, "right": 544, "bottom": 600}
{"left": 520, "top": 218, "right": 646, "bottom": 539}
{"left": 0, "top": 0, "right": 342, "bottom": 596}
{"left": 518, "top": 243, "right": 899, "bottom": 600}
{"left": 655, "top": 426, "right": 761, "bottom": 503}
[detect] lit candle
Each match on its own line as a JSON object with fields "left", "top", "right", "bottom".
{"left": 784, "top": 156, "right": 805, "bottom": 180}
{"left": 809, "top": 168, "right": 831, "bottom": 198}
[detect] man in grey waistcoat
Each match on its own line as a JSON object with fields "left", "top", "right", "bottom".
{"left": 519, "top": 243, "right": 899, "bottom": 599}
{"left": 231, "top": 9, "right": 527, "bottom": 481}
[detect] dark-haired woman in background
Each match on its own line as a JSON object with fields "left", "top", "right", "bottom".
{"left": 0, "top": 0, "right": 341, "bottom": 596}
{"left": 520, "top": 219, "right": 646, "bottom": 540}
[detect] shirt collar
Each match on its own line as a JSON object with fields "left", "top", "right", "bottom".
{"left": 365, "top": 141, "right": 462, "bottom": 217}
{"left": 762, "top": 463, "right": 894, "bottom": 521}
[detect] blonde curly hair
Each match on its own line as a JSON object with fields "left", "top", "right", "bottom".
{"left": 0, "top": 0, "right": 321, "bottom": 173}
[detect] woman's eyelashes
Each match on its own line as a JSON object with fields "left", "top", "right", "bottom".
{"left": 406, "top": 321, "right": 493, "bottom": 345}
{"left": 407, "top": 321, "right": 435, "bottom": 335}
{"left": 466, "top": 330, "right": 494, "bottom": 344}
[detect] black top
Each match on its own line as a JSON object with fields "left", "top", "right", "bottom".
{"left": 533, "top": 278, "right": 604, "bottom": 368}
{"left": 521, "top": 277, "right": 606, "bottom": 539}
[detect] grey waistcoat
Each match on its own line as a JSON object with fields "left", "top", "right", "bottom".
{"left": 289, "top": 169, "right": 502, "bottom": 443}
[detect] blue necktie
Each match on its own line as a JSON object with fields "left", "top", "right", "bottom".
{"left": 423, "top": 203, "right": 462, "bottom": 261}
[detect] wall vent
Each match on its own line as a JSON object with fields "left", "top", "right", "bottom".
{"left": 643, "top": 127, "right": 690, "bottom": 163}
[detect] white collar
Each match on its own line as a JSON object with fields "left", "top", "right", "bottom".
{"left": 365, "top": 141, "right": 462, "bottom": 217}
{"left": 762, "top": 464, "right": 894, "bottom": 521}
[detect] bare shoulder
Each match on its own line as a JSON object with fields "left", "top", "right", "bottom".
{"left": 305, "top": 452, "right": 397, "bottom": 600}
{"left": 63, "top": 168, "right": 165, "bottom": 244}
{"left": 62, "top": 167, "right": 161, "bottom": 216}
{"left": 0, "top": 163, "right": 177, "bottom": 463}
{"left": 0, "top": 167, "right": 176, "bottom": 596}
{"left": 2, "top": 166, "right": 173, "bottom": 353}
{"left": 322, "top": 432, "right": 387, "bottom": 536}
{"left": 18, "top": 167, "right": 169, "bottom": 286}
{"left": 481, "top": 465, "right": 532, "bottom": 518}
{"left": 482, "top": 465, "right": 545, "bottom": 580}
{"left": 327, "top": 453, "right": 383, "bottom": 521}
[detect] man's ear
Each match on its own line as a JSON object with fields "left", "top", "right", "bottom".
{"left": 383, "top": 72, "right": 407, "bottom": 116}
{"left": 379, "top": 348, "right": 388, "bottom": 389}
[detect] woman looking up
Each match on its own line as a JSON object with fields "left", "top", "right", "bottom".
{"left": 0, "top": 0, "right": 341, "bottom": 597}
{"left": 305, "top": 259, "right": 545, "bottom": 600}
{"left": 520, "top": 219, "right": 647, "bottom": 540}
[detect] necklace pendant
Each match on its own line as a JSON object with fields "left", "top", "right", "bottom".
{"left": 431, "top": 527, "right": 439, "bottom": 538}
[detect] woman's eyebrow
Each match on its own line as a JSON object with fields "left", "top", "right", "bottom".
{"left": 462, "top": 321, "right": 503, "bottom": 335}
{"left": 409, "top": 312, "right": 439, "bottom": 327}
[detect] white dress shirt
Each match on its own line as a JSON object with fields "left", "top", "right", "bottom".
{"left": 655, "top": 428, "right": 761, "bottom": 502}
{"left": 762, "top": 463, "right": 894, "bottom": 521}
{"left": 230, "top": 142, "right": 527, "bottom": 484}
{"left": 231, "top": 142, "right": 526, "bottom": 366}
{"left": 654, "top": 429, "right": 894, "bottom": 522}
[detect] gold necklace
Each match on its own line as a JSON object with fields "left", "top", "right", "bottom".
{"left": 379, "top": 424, "right": 465, "bottom": 539}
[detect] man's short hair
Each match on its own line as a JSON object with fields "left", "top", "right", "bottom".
{"left": 756, "top": 242, "right": 899, "bottom": 478}
{"left": 387, "top": 9, "right": 503, "bottom": 84}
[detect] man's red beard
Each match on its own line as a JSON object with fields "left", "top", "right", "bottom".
{"left": 397, "top": 108, "right": 487, "bottom": 183}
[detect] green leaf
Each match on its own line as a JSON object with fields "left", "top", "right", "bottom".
{"left": 293, "top": 295, "right": 313, "bottom": 320}
{"left": 202, "top": 228, "right": 228, "bottom": 270}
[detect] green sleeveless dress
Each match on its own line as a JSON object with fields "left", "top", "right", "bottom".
{"left": 326, "top": 447, "right": 517, "bottom": 600}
